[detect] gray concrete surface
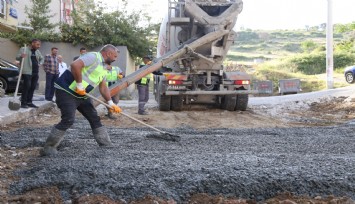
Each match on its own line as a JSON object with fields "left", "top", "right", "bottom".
{"left": 1, "top": 118, "right": 354, "bottom": 202}
{"left": 0, "top": 86, "right": 355, "bottom": 202}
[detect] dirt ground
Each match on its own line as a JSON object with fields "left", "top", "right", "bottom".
{"left": 1, "top": 96, "right": 355, "bottom": 204}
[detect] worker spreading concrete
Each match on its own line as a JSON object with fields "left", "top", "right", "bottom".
{"left": 40, "top": 44, "right": 122, "bottom": 157}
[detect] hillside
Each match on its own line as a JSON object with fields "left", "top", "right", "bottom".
{"left": 227, "top": 29, "right": 343, "bottom": 64}
{"left": 226, "top": 29, "right": 353, "bottom": 94}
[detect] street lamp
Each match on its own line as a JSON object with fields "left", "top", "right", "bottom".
{"left": 326, "top": 0, "right": 333, "bottom": 89}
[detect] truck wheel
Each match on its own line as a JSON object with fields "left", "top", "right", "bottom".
{"left": 235, "top": 94, "right": 248, "bottom": 111}
{"left": 221, "top": 95, "right": 236, "bottom": 111}
{"left": 156, "top": 78, "right": 171, "bottom": 111}
{"left": 171, "top": 95, "right": 183, "bottom": 111}
{"left": 158, "top": 95, "right": 171, "bottom": 111}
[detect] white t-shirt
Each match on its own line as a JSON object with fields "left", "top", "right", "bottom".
{"left": 59, "top": 62, "right": 68, "bottom": 77}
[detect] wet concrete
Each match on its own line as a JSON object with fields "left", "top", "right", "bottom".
{"left": 1, "top": 117, "right": 354, "bottom": 202}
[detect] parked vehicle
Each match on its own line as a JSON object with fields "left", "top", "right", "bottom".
{"left": 0, "top": 58, "right": 22, "bottom": 92}
{"left": 344, "top": 65, "right": 355, "bottom": 84}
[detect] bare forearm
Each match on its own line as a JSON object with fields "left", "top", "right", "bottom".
{"left": 99, "top": 81, "right": 111, "bottom": 102}
{"left": 71, "top": 62, "right": 83, "bottom": 82}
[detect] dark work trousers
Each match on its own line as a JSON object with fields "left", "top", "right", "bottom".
{"left": 137, "top": 84, "right": 149, "bottom": 113}
{"left": 45, "top": 72, "right": 59, "bottom": 101}
{"left": 21, "top": 73, "right": 39, "bottom": 104}
{"left": 55, "top": 89, "right": 103, "bottom": 131}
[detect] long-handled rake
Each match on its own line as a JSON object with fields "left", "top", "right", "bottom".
{"left": 85, "top": 93, "right": 181, "bottom": 142}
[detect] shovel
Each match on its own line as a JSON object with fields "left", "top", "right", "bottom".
{"left": 85, "top": 93, "right": 181, "bottom": 142}
{"left": 8, "top": 45, "right": 26, "bottom": 111}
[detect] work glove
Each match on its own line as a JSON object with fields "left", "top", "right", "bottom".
{"left": 75, "top": 83, "right": 86, "bottom": 96}
{"left": 118, "top": 74, "right": 123, "bottom": 79}
{"left": 108, "top": 100, "right": 122, "bottom": 113}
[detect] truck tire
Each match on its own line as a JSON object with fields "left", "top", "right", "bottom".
{"left": 221, "top": 95, "right": 236, "bottom": 111}
{"left": 156, "top": 77, "right": 171, "bottom": 111}
{"left": 158, "top": 95, "right": 171, "bottom": 111}
{"left": 235, "top": 94, "right": 248, "bottom": 111}
{"left": 171, "top": 95, "right": 183, "bottom": 111}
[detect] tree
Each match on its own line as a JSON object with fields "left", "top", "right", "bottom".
{"left": 319, "top": 23, "right": 326, "bottom": 31}
{"left": 1, "top": 0, "right": 59, "bottom": 46}
{"left": 24, "top": 0, "right": 56, "bottom": 33}
{"left": 60, "top": 0, "right": 156, "bottom": 58}
{"left": 334, "top": 22, "right": 355, "bottom": 53}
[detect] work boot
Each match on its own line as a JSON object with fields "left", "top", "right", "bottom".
{"left": 21, "top": 103, "right": 28, "bottom": 108}
{"left": 138, "top": 111, "right": 148, "bottom": 115}
{"left": 40, "top": 127, "right": 66, "bottom": 157}
{"left": 93, "top": 126, "right": 113, "bottom": 146}
{"left": 27, "top": 103, "right": 39, "bottom": 108}
{"left": 106, "top": 112, "right": 117, "bottom": 120}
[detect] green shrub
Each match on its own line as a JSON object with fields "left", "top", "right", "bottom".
{"left": 236, "top": 31, "right": 259, "bottom": 41}
{"left": 285, "top": 52, "right": 355, "bottom": 74}
{"left": 288, "top": 53, "right": 325, "bottom": 74}
{"left": 225, "top": 55, "right": 254, "bottom": 62}
{"left": 334, "top": 52, "right": 355, "bottom": 67}
{"left": 310, "top": 31, "right": 325, "bottom": 38}
{"left": 283, "top": 43, "right": 301, "bottom": 52}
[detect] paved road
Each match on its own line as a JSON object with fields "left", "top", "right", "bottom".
{"left": 0, "top": 86, "right": 354, "bottom": 202}
{"left": 1, "top": 118, "right": 354, "bottom": 202}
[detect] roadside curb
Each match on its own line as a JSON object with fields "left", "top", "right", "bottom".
{"left": 0, "top": 97, "right": 55, "bottom": 128}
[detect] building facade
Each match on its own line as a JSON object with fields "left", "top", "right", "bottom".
{"left": 0, "top": 0, "right": 76, "bottom": 33}
{"left": 0, "top": 0, "right": 18, "bottom": 32}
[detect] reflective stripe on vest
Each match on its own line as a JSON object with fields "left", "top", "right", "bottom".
{"left": 141, "top": 77, "right": 148, "bottom": 84}
{"left": 140, "top": 73, "right": 152, "bottom": 85}
{"left": 68, "top": 52, "right": 107, "bottom": 93}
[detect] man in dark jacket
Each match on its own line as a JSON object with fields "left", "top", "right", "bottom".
{"left": 15, "top": 39, "right": 44, "bottom": 108}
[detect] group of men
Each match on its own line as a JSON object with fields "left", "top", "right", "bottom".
{"left": 16, "top": 40, "right": 156, "bottom": 156}
{"left": 16, "top": 39, "right": 68, "bottom": 107}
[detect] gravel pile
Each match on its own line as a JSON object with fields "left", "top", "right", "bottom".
{"left": 1, "top": 117, "right": 354, "bottom": 202}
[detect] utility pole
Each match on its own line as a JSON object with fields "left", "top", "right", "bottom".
{"left": 326, "top": 0, "right": 334, "bottom": 89}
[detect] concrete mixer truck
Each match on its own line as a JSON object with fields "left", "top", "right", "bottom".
{"left": 105, "top": 0, "right": 255, "bottom": 111}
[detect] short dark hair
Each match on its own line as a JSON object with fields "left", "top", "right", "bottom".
{"left": 51, "top": 47, "right": 58, "bottom": 51}
{"left": 143, "top": 56, "right": 152, "bottom": 61}
{"left": 31, "top": 39, "right": 40, "bottom": 43}
{"left": 80, "top": 47, "right": 86, "bottom": 51}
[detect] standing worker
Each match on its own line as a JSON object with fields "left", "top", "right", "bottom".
{"left": 135, "top": 56, "right": 152, "bottom": 115}
{"left": 73, "top": 47, "right": 87, "bottom": 61}
{"left": 16, "top": 39, "right": 44, "bottom": 108}
{"left": 105, "top": 65, "right": 124, "bottom": 120}
{"left": 40, "top": 44, "right": 122, "bottom": 157}
{"left": 43, "top": 47, "right": 59, "bottom": 102}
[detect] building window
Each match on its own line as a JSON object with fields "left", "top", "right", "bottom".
{"left": 0, "top": 0, "right": 6, "bottom": 18}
